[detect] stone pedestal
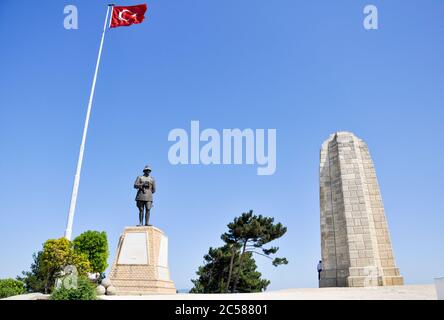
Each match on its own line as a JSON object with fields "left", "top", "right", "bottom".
{"left": 109, "top": 226, "right": 176, "bottom": 295}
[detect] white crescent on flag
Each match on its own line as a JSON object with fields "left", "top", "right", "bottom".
{"left": 118, "top": 9, "right": 137, "bottom": 22}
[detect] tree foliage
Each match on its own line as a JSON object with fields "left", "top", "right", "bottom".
{"left": 222, "top": 210, "right": 288, "bottom": 292}
{"left": 73, "top": 230, "right": 109, "bottom": 273}
{"left": 18, "top": 237, "right": 92, "bottom": 293}
{"left": 17, "top": 251, "right": 46, "bottom": 293}
{"left": 191, "top": 210, "right": 288, "bottom": 294}
{"left": 190, "top": 244, "right": 270, "bottom": 293}
{"left": 41, "top": 238, "right": 92, "bottom": 276}
{"left": 19, "top": 231, "right": 109, "bottom": 294}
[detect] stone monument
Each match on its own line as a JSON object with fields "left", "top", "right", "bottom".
{"left": 108, "top": 166, "right": 176, "bottom": 294}
{"left": 109, "top": 226, "right": 176, "bottom": 294}
{"left": 319, "top": 132, "right": 404, "bottom": 287}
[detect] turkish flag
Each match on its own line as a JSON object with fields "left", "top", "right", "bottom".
{"left": 110, "top": 4, "right": 147, "bottom": 28}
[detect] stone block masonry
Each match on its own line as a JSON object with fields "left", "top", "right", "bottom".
{"left": 319, "top": 132, "right": 403, "bottom": 287}
{"left": 109, "top": 226, "right": 176, "bottom": 294}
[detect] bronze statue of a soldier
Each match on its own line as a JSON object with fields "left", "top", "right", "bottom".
{"left": 134, "top": 165, "right": 156, "bottom": 226}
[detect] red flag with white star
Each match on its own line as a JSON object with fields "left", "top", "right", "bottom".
{"left": 110, "top": 4, "right": 147, "bottom": 28}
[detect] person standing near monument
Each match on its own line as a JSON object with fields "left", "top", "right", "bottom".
{"left": 317, "top": 260, "right": 323, "bottom": 280}
{"left": 134, "top": 165, "right": 156, "bottom": 226}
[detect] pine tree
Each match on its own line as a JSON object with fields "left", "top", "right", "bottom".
{"left": 221, "top": 210, "right": 288, "bottom": 293}
{"left": 190, "top": 210, "right": 288, "bottom": 293}
{"left": 190, "top": 244, "right": 270, "bottom": 293}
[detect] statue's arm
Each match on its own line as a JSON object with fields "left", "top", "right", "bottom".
{"left": 151, "top": 179, "right": 156, "bottom": 194}
{"left": 134, "top": 177, "right": 142, "bottom": 189}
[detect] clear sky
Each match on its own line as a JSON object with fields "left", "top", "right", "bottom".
{"left": 0, "top": 0, "right": 443, "bottom": 291}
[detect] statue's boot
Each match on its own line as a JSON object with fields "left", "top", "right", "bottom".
{"left": 138, "top": 211, "right": 144, "bottom": 226}
{"left": 144, "top": 210, "right": 151, "bottom": 226}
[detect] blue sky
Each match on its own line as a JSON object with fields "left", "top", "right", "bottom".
{"left": 0, "top": 0, "right": 443, "bottom": 290}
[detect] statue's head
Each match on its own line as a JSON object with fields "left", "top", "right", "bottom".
{"left": 143, "top": 165, "right": 152, "bottom": 174}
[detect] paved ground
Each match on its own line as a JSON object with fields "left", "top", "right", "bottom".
{"left": 100, "top": 284, "right": 437, "bottom": 300}
{"left": 2, "top": 293, "right": 49, "bottom": 300}
{"left": 3, "top": 284, "right": 437, "bottom": 300}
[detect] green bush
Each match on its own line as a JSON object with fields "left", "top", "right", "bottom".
{"left": 0, "top": 278, "right": 26, "bottom": 298}
{"left": 73, "top": 231, "right": 109, "bottom": 274}
{"left": 19, "top": 230, "right": 108, "bottom": 294}
{"left": 19, "top": 238, "right": 92, "bottom": 293}
{"left": 50, "top": 277, "right": 96, "bottom": 300}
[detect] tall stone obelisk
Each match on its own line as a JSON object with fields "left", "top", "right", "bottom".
{"left": 319, "top": 132, "right": 403, "bottom": 287}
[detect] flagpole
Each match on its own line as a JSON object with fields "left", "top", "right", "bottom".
{"left": 65, "top": 5, "right": 113, "bottom": 240}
